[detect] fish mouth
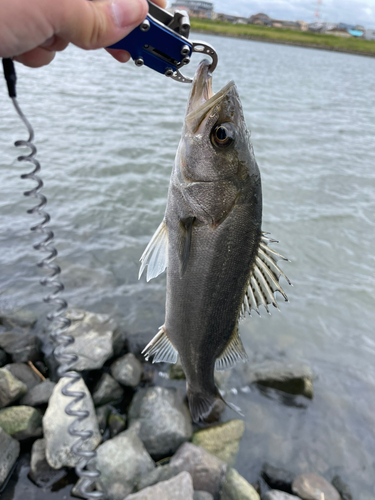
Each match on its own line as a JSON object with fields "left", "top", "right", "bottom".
{"left": 186, "top": 59, "right": 234, "bottom": 129}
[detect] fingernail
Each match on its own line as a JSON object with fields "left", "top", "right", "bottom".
{"left": 111, "top": 0, "right": 146, "bottom": 29}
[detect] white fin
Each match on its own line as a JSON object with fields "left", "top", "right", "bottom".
{"left": 215, "top": 328, "right": 248, "bottom": 371}
{"left": 141, "top": 326, "right": 178, "bottom": 364}
{"left": 241, "top": 232, "right": 291, "bottom": 316}
{"left": 139, "top": 221, "right": 168, "bottom": 282}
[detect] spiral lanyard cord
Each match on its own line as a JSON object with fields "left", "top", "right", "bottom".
{"left": 2, "top": 58, "right": 103, "bottom": 499}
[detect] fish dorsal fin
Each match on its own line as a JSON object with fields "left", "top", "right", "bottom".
{"left": 139, "top": 221, "right": 168, "bottom": 282}
{"left": 178, "top": 216, "right": 195, "bottom": 278}
{"left": 141, "top": 326, "right": 178, "bottom": 364}
{"left": 241, "top": 232, "right": 291, "bottom": 317}
{"left": 215, "top": 327, "right": 248, "bottom": 371}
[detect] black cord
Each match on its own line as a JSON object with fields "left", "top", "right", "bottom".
{"left": 2, "top": 58, "right": 17, "bottom": 97}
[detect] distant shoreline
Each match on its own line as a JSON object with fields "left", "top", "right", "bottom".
{"left": 190, "top": 20, "right": 375, "bottom": 58}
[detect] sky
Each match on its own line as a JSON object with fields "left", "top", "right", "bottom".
{"left": 209, "top": 0, "right": 375, "bottom": 29}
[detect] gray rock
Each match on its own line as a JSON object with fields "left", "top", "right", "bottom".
{"left": 29, "top": 438, "right": 66, "bottom": 488}
{"left": 0, "top": 330, "right": 41, "bottom": 363}
{"left": 221, "top": 468, "right": 260, "bottom": 500}
{"left": 96, "top": 405, "right": 111, "bottom": 434}
{"left": 0, "top": 427, "right": 20, "bottom": 488}
{"left": 108, "top": 412, "right": 126, "bottom": 438}
{"left": 135, "top": 464, "right": 179, "bottom": 492}
{"left": 331, "top": 476, "right": 352, "bottom": 500}
{"left": 92, "top": 373, "right": 124, "bottom": 406}
{"left": 125, "top": 331, "right": 153, "bottom": 357}
{"left": 0, "top": 310, "right": 37, "bottom": 329}
{"left": 262, "top": 491, "right": 300, "bottom": 500}
{"left": 110, "top": 353, "right": 143, "bottom": 388}
{"left": 0, "top": 405, "right": 42, "bottom": 440}
{"left": 261, "top": 463, "right": 295, "bottom": 493}
{"left": 43, "top": 377, "right": 101, "bottom": 468}
{"left": 20, "top": 379, "right": 55, "bottom": 406}
{"left": 169, "top": 359, "right": 185, "bottom": 380}
{"left": 4, "top": 362, "right": 42, "bottom": 390}
{"left": 243, "top": 361, "right": 314, "bottom": 399}
{"left": 128, "top": 387, "right": 192, "bottom": 459}
{"left": 192, "top": 419, "right": 245, "bottom": 465}
{"left": 125, "top": 471, "right": 194, "bottom": 500}
{"left": 195, "top": 491, "right": 214, "bottom": 500}
{"left": 0, "top": 349, "right": 7, "bottom": 367}
{"left": 90, "top": 426, "right": 155, "bottom": 500}
{"left": 292, "top": 474, "right": 340, "bottom": 500}
{"left": 170, "top": 443, "right": 227, "bottom": 497}
{"left": 0, "top": 367, "right": 27, "bottom": 408}
{"left": 63, "top": 309, "right": 119, "bottom": 371}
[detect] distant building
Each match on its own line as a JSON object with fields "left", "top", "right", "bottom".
{"left": 170, "top": 1, "right": 214, "bottom": 19}
{"left": 364, "top": 29, "right": 375, "bottom": 40}
{"left": 216, "top": 13, "right": 249, "bottom": 24}
{"left": 248, "top": 13, "right": 272, "bottom": 26}
{"left": 271, "top": 19, "right": 301, "bottom": 30}
{"left": 327, "top": 28, "right": 352, "bottom": 37}
{"left": 348, "top": 29, "right": 364, "bottom": 37}
{"left": 297, "top": 20, "right": 308, "bottom": 31}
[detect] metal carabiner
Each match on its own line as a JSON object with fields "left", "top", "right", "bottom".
{"left": 108, "top": 0, "right": 218, "bottom": 83}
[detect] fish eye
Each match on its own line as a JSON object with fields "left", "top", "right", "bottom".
{"left": 211, "top": 123, "right": 235, "bottom": 148}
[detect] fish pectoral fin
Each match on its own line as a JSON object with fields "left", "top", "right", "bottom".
{"left": 141, "top": 326, "right": 178, "bottom": 364}
{"left": 177, "top": 216, "right": 195, "bottom": 278}
{"left": 139, "top": 220, "right": 168, "bottom": 282}
{"left": 215, "top": 327, "right": 248, "bottom": 371}
{"left": 241, "top": 232, "right": 291, "bottom": 317}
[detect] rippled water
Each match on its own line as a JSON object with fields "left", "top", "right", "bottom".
{"left": 1, "top": 35, "right": 375, "bottom": 498}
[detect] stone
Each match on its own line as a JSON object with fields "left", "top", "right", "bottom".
{"left": 0, "top": 405, "right": 42, "bottom": 440}
{"left": 135, "top": 464, "right": 179, "bottom": 492}
{"left": 0, "top": 349, "right": 7, "bottom": 367}
{"left": 110, "top": 353, "right": 143, "bottom": 388}
{"left": 125, "top": 471, "right": 194, "bottom": 500}
{"left": 170, "top": 443, "right": 227, "bottom": 497}
{"left": 4, "top": 362, "right": 42, "bottom": 390}
{"left": 195, "top": 491, "right": 214, "bottom": 500}
{"left": 292, "top": 474, "right": 340, "bottom": 500}
{"left": 92, "top": 372, "right": 124, "bottom": 406}
{"left": 0, "top": 310, "right": 38, "bottom": 329}
{"left": 169, "top": 359, "right": 185, "bottom": 380}
{"left": 29, "top": 438, "right": 66, "bottom": 488}
{"left": 63, "top": 308, "right": 119, "bottom": 371}
{"left": 331, "top": 476, "right": 352, "bottom": 500}
{"left": 221, "top": 468, "right": 260, "bottom": 500}
{"left": 0, "top": 331, "right": 41, "bottom": 363}
{"left": 243, "top": 361, "right": 314, "bottom": 399}
{"left": 262, "top": 491, "right": 300, "bottom": 500}
{"left": 125, "top": 331, "right": 153, "bottom": 357}
{"left": 192, "top": 419, "right": 245, "bottom": 465}
{"left": 96, "top": 405, "right": 110, "bottom": 434}
{"left": 90, "top": 426, "right": 155, "bottom": 500}
{"left": 0, "top": 427, "right": 20, "bottom": 488}
{"left": 261, "top": 463, "right": 295, "bottom": 493}
{"left": 43, "top": 377, "right": 101, "bottom": 468}
{"left": 128, "top": 387, "right": 192, "bottom": 459}
{"left": 0, "top": 367, "right": 27, "bottom": 408}
{"left": 108, "top": 412, "right": 126, "bottom": 438}
{"left": 19, "top": 379, "right": 55, "bottom": 406}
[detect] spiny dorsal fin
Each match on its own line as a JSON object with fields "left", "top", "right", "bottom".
{"left": 241, "top": 232, "right": 291, "bottom": 317}
{"left": 141, "top": 326, "right": 178, "bottom": 364}
{"left": 215, "top": 327, "right": 248, "bottom": 371}
{"left": 139, "top": 221, "right": 168, "bottom": 282}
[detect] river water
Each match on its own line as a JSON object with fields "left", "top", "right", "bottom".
{"left": 1, "top": 35, "right": 374, "bottom": 498}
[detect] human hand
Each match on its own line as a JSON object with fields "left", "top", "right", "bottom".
{"left": 0, "top": 0, "right": 166, "bottom": 68}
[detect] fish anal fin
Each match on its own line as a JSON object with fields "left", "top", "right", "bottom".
{"left": 215, "top": 327, "right": 248, "bottom": 372}
{"left": 139, "top": 221, "right": 168, "bottom": 282}
{"left": 178, "top": 216, "right": 195, "bottom": 278}
{"left": 141, "top": 326, "right": 178, "bottom": 364}
{"left": 187, "top": 387, "right": 243, "bottom": 423}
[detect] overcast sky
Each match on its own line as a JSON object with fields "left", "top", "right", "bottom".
{"left": 211, "top": 0, "right": 375, "bottom": 29}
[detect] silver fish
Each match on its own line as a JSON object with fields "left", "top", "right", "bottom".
{"left": 139, "top": 59, "right": 290, "bottom": 422}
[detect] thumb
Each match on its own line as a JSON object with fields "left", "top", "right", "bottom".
{"left": 55, "top": 0, "right": 148, "bottom": 50}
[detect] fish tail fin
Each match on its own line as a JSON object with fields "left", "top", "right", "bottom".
{"left": 187, "top": 387, "right": 244, "bottom": 423}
